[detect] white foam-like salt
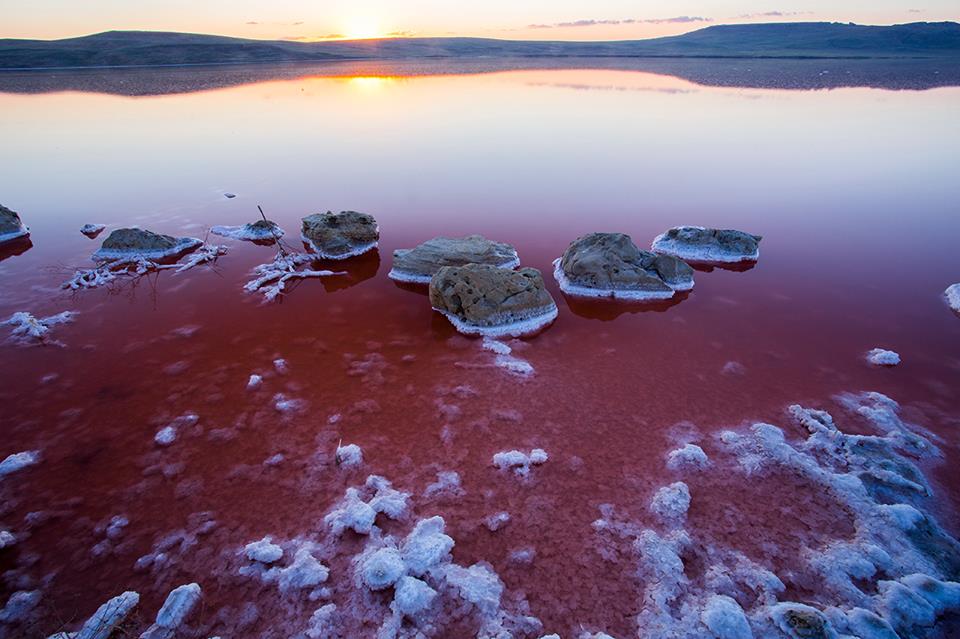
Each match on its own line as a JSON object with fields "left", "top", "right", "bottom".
{"left": 154, "top": 426, "right": 177, "bottom": 446}
{"left": 361, "top": 547, "right": 406, "bottom": 590}
{"left": 552, "top": 258, "right": 679, "bottom": 300}
{"left": 3, "top": 311, "right": 77, "bottom": 345}
{"left": 140, "top": 583, "right": 201, "bottom": 639}
{"left": 701, "top": 595, "right": 752, "bottom": 639}
{"left": 649, "top": 482, "right": 691, "bottom": 524}
{"left": 247, "top": 374, "right": 262, "bottom": 390}
{"left": 481, "top": 337, "right": 512, "bottom": 355}
{"left": 424, "top": 470, "right": 464, "bottom": 498}
{"left": 401, "top": 516, "right": 455, "bottom": 576}
{"left": 493, "top": 448, "right": 549, "bottom": 477}
{"left": 278, "top": 547, "right": 330, "bottom": 592}
{"left": 435, "top": 306, "right": 558, "bottom": 338}
{"left": 393, "top": 575, "right": 437, "bottom": 617}
{"left": 325, "top": 487, "right": 377, "bottom": 535}
{"left": 494, "top": 353, "right": 535, "bottom": 376}
{"left": 866, "top": 348, "right": 901, "bottom": 366}
{"left": 485, "top": 511, "right": 511, "bottom": 532}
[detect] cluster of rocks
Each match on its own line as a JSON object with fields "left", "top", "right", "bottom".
{"left": 0, "top": 204, "right": 29, "bottom": 245}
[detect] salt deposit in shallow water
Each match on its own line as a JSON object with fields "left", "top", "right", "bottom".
{"left": 63, "top": 241, "right": 226, "bottom": 290}
{"left": 0, "top": 530, "right": 15, "bottom": 548}
{"left": 335, "top": 443, "right": 364, "bottom": 468}
{"left": 866, "top": 348, "right": 901, "bottom": 366}
{"left": 0, "top": 590, "right": 40, "bottom": 624}
{"left": 76, "top": 591, "right": 140, "bottom": 639}
{"left": 666, "top": 443, "right": 710, "bottom": 472}
{"left": 244, "top": 250, "right": 344, "bottom": 301}
{"left": 492, "top": 448, "right": 549, "bottom": 477}
{"left": 944, "top": 283, "right": 960, "bottom": 314}
{"left": 0, "top": 450, "right": 39, "bottom": 477}
{"left": 3, "top": 311, "right": 76, "bottom": 346}
{"left": 245, "top": 536, "right": 284, "bottom": 564}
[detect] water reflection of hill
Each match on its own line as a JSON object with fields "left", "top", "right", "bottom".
{"left": 0, "top": 57, "right": 957, "bottom": 97}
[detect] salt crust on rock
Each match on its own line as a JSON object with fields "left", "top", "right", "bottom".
{"left": 92, "top": 228, "right": 202, "bottom": 261}
{"left": 389, "top": 235, "right": 520, "bottom": 283}
{"left": 946, "top": 283, "right": 960, "bottom": 314}
{"left": 0, "top": 203, "right": 29, "bottom": 244}
{"left": 652, "top": 225, "right": 762, "bottom": 263}
{"left": 429, "top": 263, "right": 558, "bottom": 338}
{"left": 211, "top": 219, "right": 284, "bottom": 241}
{"left": 554, "top": 232, "right": 694, "bottom": 299}
{"left": 301, "top": 211, "right": 379, "bottom": 259}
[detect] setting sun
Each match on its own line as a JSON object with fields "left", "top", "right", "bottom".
{"left": 342, "top": 16, "right": 382, "bottom": 40}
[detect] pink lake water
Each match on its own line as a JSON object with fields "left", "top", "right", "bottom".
{"left": 1, "top": 61, "right": 959, "bottom": 638}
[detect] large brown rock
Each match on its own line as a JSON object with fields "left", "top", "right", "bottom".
{"left": 389, "top": 235, "right": 519, "bottom": 283}
{"left": 0, "top": 204, "right": 29, "bottom": 243}
{"left": 555, "top": 232, "right": 693, "bottom": 299}
{"left": 93, "top": 228, "right": 201, "bottom": 260}
{"left": 652, "top": 226, "right": 761, "bottom": 263}
{"left": 429, "top": 264, "right": 557, "bottom": 337}
{"left": 301, "top": 211, "right": 379, "bottom": 259}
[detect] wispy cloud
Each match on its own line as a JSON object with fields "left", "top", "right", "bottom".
{"left": 528, "top": 16, "right": 712, "bottom": 29}
{"left": 386, "top": 30, "right": 416, "bottom": 37}
{"left": 735, "top": 11, "right": 814, "bottom": 19}
{"left": 282, "top": 33, "right": 344, "bottom": 41}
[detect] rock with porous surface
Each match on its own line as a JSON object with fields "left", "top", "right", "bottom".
{"left": 652, "top": 226, "right": 762, "bottom": 263}
{"left": 554, "top": 232, "right": 693, "bottom": 299}
{"left": 0, "top": 204, "right": 29, "bottom": 244}
{"left": 429, "top": 264, "right": 558, "bottom": 337}
{"left": 211, "top": 219, "right": 284, "bottom": 242}
{"left": 93, "top": 228, "right": 201, "bottom": 261}
{"left": 301, "top": 211, "right": 379, "bottom": 259}
{"left": 389, "top": 235, "right": 520, "bottom": 283}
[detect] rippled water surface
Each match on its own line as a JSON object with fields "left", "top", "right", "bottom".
{"left": 1, "top": 61, "right": 959, "bottom": 638}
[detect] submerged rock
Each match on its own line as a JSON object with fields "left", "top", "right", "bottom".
{"left": 80, "top": 223, "right": 106, "bottom": 238}
{"left": 554, "top": 232, "right": 693, "bottom": 300}
{"left": 93, "top": 228, "right": 201, "bottom": 261}
{"left": 652, "top": 226, "right": 762, "bottom": 263}
{"left": 0, "top": 204, "right": 29, "bottom": 244}
{"left": 389, "top": 235, "right": 520, "bottom": 283}
{"left": 211, "top": 219, "right": 284, "bottom": 242}
{"left": 301, "top": 211, "right": 379, "bottom": 259}
{"left": 429, "top": 264, "right": 558, "bottom": 337}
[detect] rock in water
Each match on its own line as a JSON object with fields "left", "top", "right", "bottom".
{"left": 0, "top": 204, "right": 29, "bottom": 244}
{"left": 554, "top": 232, "right": 693, "bottom": 299}
{"left": 92, "top": 228, "right": 201, "bottom": 261}
{"left": 80, "top": 223, "right": 106, "bottom": 238}
{"left": 389, "top": 235, "right": 520, "bottom": 283}
{"left": 652, "top": 226, "right": 762, "bottom": 263}
{"left": 211, "top": 219, "right": 284, "bottom": 242}
{"left": 429, "top": 264, "right": 558, "bottom": 337}
{"left": 301, "top": 211, "right": 379, "bottom": 259}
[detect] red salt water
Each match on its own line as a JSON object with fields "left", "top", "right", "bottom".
{"left": 1, "top": 63, "right": 959, "bottom": 638}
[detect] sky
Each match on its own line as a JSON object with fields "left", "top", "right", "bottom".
{"left": 1, "top": 1, "right": 957, "bottom": 41}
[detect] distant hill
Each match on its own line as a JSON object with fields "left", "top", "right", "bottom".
{"left": 1, "top": 22, "right": 959, "bottom": 70}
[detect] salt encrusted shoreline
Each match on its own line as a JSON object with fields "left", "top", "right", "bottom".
{"left": 433, "top": 306, "right": 559, "bottom": 338}
{"left": 301, "top": 234, "right": 378, "bottom": 260}
{"left": 552, "top": 258, "right": 678, "bottom": 300}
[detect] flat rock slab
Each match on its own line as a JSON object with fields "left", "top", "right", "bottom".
{"left": 0, "top": 204, "right": 29, "bottom": 244}
{"left": 429, "top": 263, "right": 557, "bottom": 337}
{"left": 389, "top": 235, "right": 520, "bottom": 283}
{"left": 652, "top": 226, "right": 762, "bottom": 263}
{"left": 211, "top": 219, "right": 284, "bottom": 242}
{"left": 554, "top": 232, "right": 693, "bottom": 300}
{"left": 301, "top": 211, "right": 379, "bottom": 259}
{"left": 92, "top": 228, "right": 201, "bottom": 261}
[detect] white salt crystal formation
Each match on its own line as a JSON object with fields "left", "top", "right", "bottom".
{"left": 325, "top": 476, "right": 410, "bottom": 536}
{"left": 866, "top": 348, "right": 901, "bottom": 366}
{"left": 492, "top": 448, "right": 549, "bottom": 477}
{"left": 244, "top": 251, "right": 343, "bottom": 302}
{"left": 139, "top": 583, "right": 201, "bottom": 639}
{"left": 335, "top": 443, "right": 363, "bottom": 468}
{"left": 245, "top": 537, "right": 284, "bottom": 564}
{"left": 211, "top": 219, "right": 284, "bottom": 242}
{"left": 946, "top": 283, "right": 960, "bottom": 314}
{"left": 3, "top": 311, "right": 76, "bottom": 346}
{"left": 666, "top": 443, "right": 710, "bottom": 472}
{"left": 76, "top": 591, "right": 140, "bottom": 639}
{"left": 0, "top": 451, "right": 39, "bottom": 478}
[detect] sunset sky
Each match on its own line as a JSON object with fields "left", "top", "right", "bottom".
{"left": 1, "top": 1, "right": 957, "bottom": 41}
